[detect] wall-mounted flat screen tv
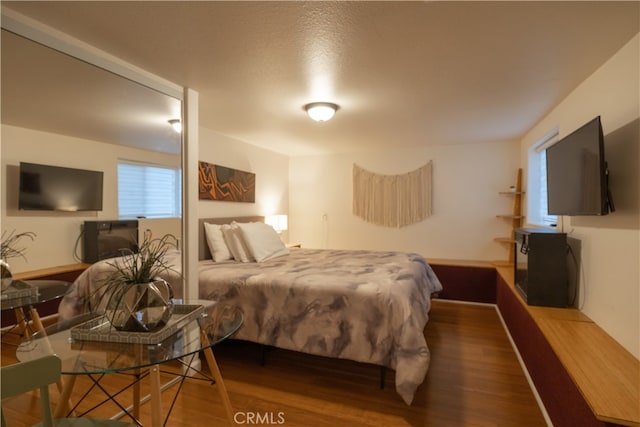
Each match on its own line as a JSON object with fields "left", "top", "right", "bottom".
{"left": 546, "top": 116, "right": 614, "bottom": 216}
{"left": 19, "top": 162, "right": 103, "bottom": 211}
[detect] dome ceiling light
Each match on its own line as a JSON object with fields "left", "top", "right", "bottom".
{"left": 168, "top": 119, "right": 182, "bottom": 133}
{"left": 304, "top": 102, "right": 339, "bottom": 122}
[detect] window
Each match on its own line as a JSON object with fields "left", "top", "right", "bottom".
{"left": 527, "top": 129, "right": 559, "bottom": 227}
{"left": 117, "top": 161, "right": 181, "bottom": 219}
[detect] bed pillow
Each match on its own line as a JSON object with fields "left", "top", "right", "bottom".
{"left": 237, "top": 222, "right": 289, "bottom": 262}
{"left": 221, "top": 223, "right": 254, "bottom": 262}
{"left": 203, "top": 222, "right": 233, "bottom": 262}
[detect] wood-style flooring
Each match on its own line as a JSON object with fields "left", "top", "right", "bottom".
{"left": 1, "top": 300, "right": 547, "bottom": 426}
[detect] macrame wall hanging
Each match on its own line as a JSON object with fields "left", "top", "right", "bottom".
{"left": 352, "top": 161, "right": 433, "bottom": 228}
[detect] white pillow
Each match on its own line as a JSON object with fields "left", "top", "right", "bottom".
{"left": 221, "top": 223, "right": 254, "bottom": 262}
{"left": 204, "top": 222, "right": 233, "bottom": 262}
{"left": 237, "top": 222, "right": 289, "bottom": 262}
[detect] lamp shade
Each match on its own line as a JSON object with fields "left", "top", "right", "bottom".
{"left": 265, "top": 214, "right": 288, "bottom": 233}
{"left": 305, "top": 102, "right": 338, "bottom": 122}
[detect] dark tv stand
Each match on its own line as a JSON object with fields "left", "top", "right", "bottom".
{"left": 514, "top": 228, "right": 568, "bottom": 307}
{"left": 83, "top": 220, "right": 138, "bottom": 263}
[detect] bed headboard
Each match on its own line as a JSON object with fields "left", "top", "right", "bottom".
{"left": 198, "top": 216, "right": 264, "bottom": 260}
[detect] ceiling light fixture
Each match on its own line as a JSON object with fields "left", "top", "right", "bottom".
{"left": 304, "top": 102, "right": 338, "bottom": 122}
{"left": 168, "top": 119, "right": 182, "bottom": 133}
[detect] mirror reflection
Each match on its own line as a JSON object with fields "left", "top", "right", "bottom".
{"left": 0, "top": 29, "right": 183, "bottom": 296}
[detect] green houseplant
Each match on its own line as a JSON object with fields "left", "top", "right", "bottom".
{"left": 95, "top": 233, "right": 179, "bottom": 332}
{"left": 1, "top": 230, "right": 36, "bottom": 289}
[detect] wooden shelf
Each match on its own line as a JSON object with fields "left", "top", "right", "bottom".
{"left": 13, "top": 263, "right": 91, "bottom": 280}
{"left": 426, "top": 258, "right": 496, "bottom": 268}
{"left": 536, "top": 319, "right": 640, "bottom": 426}
{"left": 495, "top": 168, "right": 523, "bottom": 262}
{"left": 496, "top": 267, "right": 640, "bottom": 426}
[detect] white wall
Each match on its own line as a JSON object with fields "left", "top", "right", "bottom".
{"left": 197, "top": 127, "right": 290, "bottom": 231}
{"left": 520, "top": 34, "right": 639, "bottom": 358}
{"left": 289, "top": 140, "right": 520, "bottom": 260}
{"left": 1, "top": 124, "right": 181, "bottom": 273}
{"left": 1, "top": 124, "right": 288, "bottom": 274}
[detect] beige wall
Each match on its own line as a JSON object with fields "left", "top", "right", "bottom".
{"left": 289, "top": 140, "right": 520, "bottom": 260}
{"left": 197, "top": 127, "right": 290, "bottom": 237}
{"left": 520, "top": 34, "right": 639, "bottom": 358}
{"left": 1, "top": 124, "right": 181, "bottom": 273}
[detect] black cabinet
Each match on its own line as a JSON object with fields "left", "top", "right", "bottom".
{"left": 83, "top": 220, "right": 138, "bottom": 263}
{"left": 514, "top": 228, "right": 568, "bottom": 307}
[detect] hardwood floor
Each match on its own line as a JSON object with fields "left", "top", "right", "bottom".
{"left": 1, "top": 300, "right": 547, "bottom": 426}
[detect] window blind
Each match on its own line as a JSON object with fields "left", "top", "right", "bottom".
{"left": 118, "top": 161, "right": 181, "bottom": 219}
{"left": 538, "top": 150, "right": 557, "bottom": 226}
{"left": 527, "top": 128, "right": 559, "bottom": 227}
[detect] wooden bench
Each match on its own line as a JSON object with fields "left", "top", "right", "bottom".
{"left": 495, "top": 266, "right": 639, "bottom": 427}
{"left": 429, "top": 259, "right": 639, "bottom": 427}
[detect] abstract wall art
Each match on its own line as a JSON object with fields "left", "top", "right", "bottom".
{"left": 198, "top": 161, "right": 256, "bottom": 203}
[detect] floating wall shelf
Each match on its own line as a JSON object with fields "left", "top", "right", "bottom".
{"left": 495, "top": 168, "right": 524, "bottom": 262}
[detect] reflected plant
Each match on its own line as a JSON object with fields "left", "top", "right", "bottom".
{"left": 1, "top": 230, "right": 36, "bottom": 261}
{"left": 103, "top": 233, "right": 179, "bottom": 286}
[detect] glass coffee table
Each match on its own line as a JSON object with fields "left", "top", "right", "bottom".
{"left": 1, "top": 279, "right": 72, "bottom": 339}
{"left": 16, "top": 301, "right": 243, "bottom": 427}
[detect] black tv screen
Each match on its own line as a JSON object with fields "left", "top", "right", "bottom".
{"left": 19, "top": 162, "right": 103, "bottom": 211}
{"left": 546, "top": 116, "right": 613, "bottom": 216}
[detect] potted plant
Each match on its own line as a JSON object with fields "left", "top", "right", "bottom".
{"left": 94, "top": 233, "right": 180, "bottom": 332}
{"left": 1, "top": 230, "right": 36, "bottom": 289}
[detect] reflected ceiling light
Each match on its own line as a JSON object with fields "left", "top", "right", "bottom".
{"left": 168, "top": 119, "right": 182, "bottom": 133}
{"left": 304, "top": 102, "right": 338, "bottom": 122}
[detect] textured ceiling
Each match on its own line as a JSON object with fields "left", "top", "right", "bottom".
{"left": 2, "top": 1, "right": 639, "bottom": 156}
{"left": 1, "top": 30, "right": 182, "bottom": 154}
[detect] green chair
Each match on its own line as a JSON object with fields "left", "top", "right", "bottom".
{"left": 1, "top": 355, "right": 134, "bottom": 427}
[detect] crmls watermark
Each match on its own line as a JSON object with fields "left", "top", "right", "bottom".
{"left": 233, "top": 411, "right": 286, "bottom": 425}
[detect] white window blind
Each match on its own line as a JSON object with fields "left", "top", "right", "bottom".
{"left": 118, "top": 161, "right": 181, "bottom": 219}
{"left": 538, "top": 150, "right": 558, "bottom": 226}
{"left": 527, "top": 129, "right": 559, "bottom": 227}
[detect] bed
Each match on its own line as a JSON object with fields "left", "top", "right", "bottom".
{"left": 197, "top": 217, "right": 443, "bottom": 404}
{"left": 58, "top": 217, "right": 442, "bottom": 405}
{"left": 57, "top": 249, "right": 183, "bottom": 320}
